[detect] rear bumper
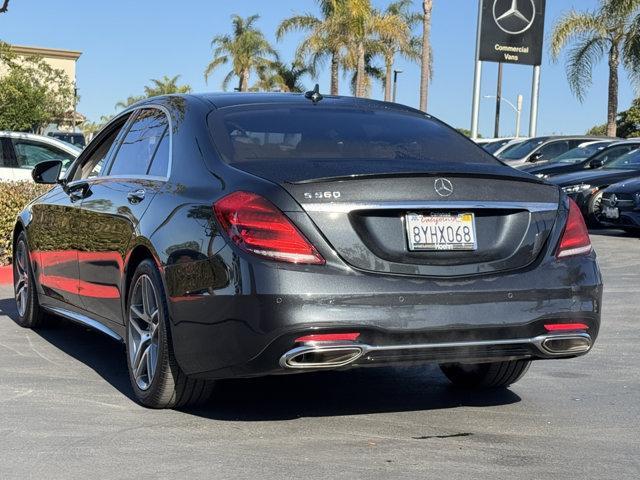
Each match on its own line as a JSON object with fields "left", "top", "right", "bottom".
{"left": 166, "top": 246, "right": 603, "bottom": 379}
{"left": 279, "top": 333, "right": 593, "bottom": 370}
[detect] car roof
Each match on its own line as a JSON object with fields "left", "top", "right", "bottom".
{"left": 0, "top": 131, "right": 82, "bottom": 154}
{"left": 608, "top": 139, "right": 640, "bottom": 146}
{"left": 133, "top": 92, "right": 427, "bottom": 117}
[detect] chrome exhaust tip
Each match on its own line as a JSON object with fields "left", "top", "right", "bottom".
{"left": 280, "top": 345, "right": 364, "bottom": 369}
{"left": 539, "top": 334, "right": 592, "bottom": 355}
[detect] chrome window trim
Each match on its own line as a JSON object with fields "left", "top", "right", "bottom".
{"left": 102, "top": 104, "right": 173, "bottom": 181}
{"left": 301, "top": 201, "right": 559, "bottom": 214}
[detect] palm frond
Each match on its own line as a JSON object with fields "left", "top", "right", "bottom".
{"left": 276, "top": 14, "right": 321, "bottom": 39}
{"left": 550, "top": 10, "right": 606, "bottom": 61}
{"left": 204, "top": 56, "right": 228, "bottom": 82}
{"left": 566, "top": 36, "right": 607, "bottom": 102}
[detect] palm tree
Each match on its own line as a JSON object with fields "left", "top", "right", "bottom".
{"left": 551, "top": 0, "right": 640, "bottom": 136}
{"left": 375, "top": 0, "right": 422, "bottom": 101}
{"left": 348, "top": 53, "right": 385, "bottom": 97}
{"left": 277, "top": 1, "right": 348, "bottom": 95}
{"left": 143, "top": 75, "right": 191, "bottom": 97}
{"left": 115, "top": 75, "right": 191, "bottom": 110}
{"left": 205, "top": 14, "right": 277, "bottom": 92}
{"left": 115, "top": 95, "right": 145, "bottom": 110}
{"left": 252, "top": 62, "right": 310, "bottom": 92}
{"left": 419, "top": 0, "right": 433, "bottom": 111}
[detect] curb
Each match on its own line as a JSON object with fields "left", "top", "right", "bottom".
{"left": 0, "top": 265, "right": 12, "bottom": 285}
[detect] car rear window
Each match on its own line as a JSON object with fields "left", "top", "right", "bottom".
{"left": 209, "top": 106, "right": 499, "bottom": 166}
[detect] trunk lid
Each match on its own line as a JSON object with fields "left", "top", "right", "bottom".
{"left": 235, "top": 161, "right": 560, "bottom": 277}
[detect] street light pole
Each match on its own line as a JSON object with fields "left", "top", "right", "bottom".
{"left": 515, "top": 94, "right": 523, "bottom": 139}
{"left": 494, "top": 63, "right": 503, "bottom": 138}
{"left": 392, "top": 70, "right": 402, "bottom": 103}
{"left": 484, "top": 94, "right": 523, "bottom": 138}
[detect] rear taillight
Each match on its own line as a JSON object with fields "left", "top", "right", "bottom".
{"left": 213, "top": 191, "right": 325, "bottom": 265}
{"left": 556, "top": 198, "right": 592, "bottom": 259}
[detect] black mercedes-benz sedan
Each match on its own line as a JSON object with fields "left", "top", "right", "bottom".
{"left": 551, "top": 148, "right": 640, "bottom": 226}
{"left": 600, "top": 177, "right": 640, "bottom": 232}
{"left": 13, "top": 93, "right": 602, "bottom": 408}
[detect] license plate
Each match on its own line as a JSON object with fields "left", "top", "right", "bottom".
{"left": 602, "top": 206, "right": 619, "bottom": 219}
{"left": 405, "top": 213, "right": 477, "bottom": 251}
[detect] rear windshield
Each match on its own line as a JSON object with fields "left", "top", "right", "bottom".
{"left": 209, "top": 105, "right": 499, "bottom": 166}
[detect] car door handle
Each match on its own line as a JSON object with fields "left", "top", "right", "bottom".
{"left": 127, "top": 189, "right": 146, "bottom": 204}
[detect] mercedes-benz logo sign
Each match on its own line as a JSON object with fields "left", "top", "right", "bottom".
{"left": 434, "top": 178, "right": 454, "bottom": 197}
{"left": 493, "top": 0, "right": 536, "bottom": 35}
{"left": 609, "top": 194, "right": 618, "bottom": 207}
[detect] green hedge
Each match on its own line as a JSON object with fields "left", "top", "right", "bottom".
{"left": 0, "top": 181, "right": 51, "bottom": 266}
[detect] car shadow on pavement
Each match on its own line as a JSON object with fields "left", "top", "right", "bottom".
{"left": 184, "top": 368, "right": 522, "bottom": 421}
{"left": 0, "top": 297, "right": 135, "bottom": 402}
{"left": 0, "top": 296, "right": 521, "bottom": 419}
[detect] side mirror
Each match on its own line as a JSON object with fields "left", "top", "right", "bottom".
{"left": 528, "top": 152, "right": 543, "bottom": 163}
{"left": 589, "top": 159, "right": 604, "bottom": 169}
{"left": 32, "top": 160, "right": 63, "bottom": 184}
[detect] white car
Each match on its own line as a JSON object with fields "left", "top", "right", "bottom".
{"left": 0, "top": 131, "right": 80, "bottom": 181}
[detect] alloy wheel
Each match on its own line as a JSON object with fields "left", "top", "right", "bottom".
{"left": 128, "top": 274, "right": 160, "bottom": 391}
{"left": 14, "top": 242, "right": 29, "bottom": 317}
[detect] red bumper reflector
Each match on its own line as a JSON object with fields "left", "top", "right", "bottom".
{"left": 295, "top": 333, "right": 361, "bottom": 343}
{"left": 544, "top": 323, "right": 589, "bottom": 332}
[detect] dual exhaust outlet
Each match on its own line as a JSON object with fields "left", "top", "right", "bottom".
{"left": 280, "top": 333, "right": 592, "bottom": 370}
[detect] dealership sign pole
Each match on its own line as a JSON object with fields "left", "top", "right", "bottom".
{"left": 470, "top": 0, "right": 546, "bottom": 139}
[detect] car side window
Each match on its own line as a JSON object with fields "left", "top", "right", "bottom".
{"left": 72, "top": 118, "right": 129, "bottom": 181}
{"left": 0, "top": 139, "right": 9, "bottom": 167}
{"left": 538, "top": 141, "right": 569, "bottom": 159}
{"left": 604, "top": 145, "right": 636, "bottom": 163}
{"left": 147, "top": 127, "right": 170, "bottom": 177}
{"left": 108, "top": 108, "right": 169, "bottom": 177}
{"left": 11, "top": 140, "right": 75, "bottom": 168}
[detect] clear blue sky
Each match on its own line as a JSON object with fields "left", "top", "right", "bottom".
{"left": 0, "top": 0, "right": 636, "bottom": 137}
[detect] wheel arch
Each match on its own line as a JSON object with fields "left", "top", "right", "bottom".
{"left": 121, "top": 240, "right": 165, "bottom": 321}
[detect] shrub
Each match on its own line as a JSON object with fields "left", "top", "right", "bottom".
{"left": 0, "top": 181, "right": 51, "bottom": 265}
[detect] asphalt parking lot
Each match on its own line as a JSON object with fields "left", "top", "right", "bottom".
{"left": 0, "top": 230, "right": 638, "bottom": 480}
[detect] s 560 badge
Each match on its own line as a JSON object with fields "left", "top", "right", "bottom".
{"left": 304, "top": 191, "right": 341, "bottom": 200}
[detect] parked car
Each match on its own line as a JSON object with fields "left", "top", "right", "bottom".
{"left": 497, "top": 135, "right": 612, "bottom": 167}
{"left": 521, "top": 140, "right": 629, "bottom": 178}
{"left": 492, "top": 137, "right": 527, "bottom": 156}
{"left": 551, "top": 148, "right": 640, "bottom": 226}
{"left": 476, "top": 138, "right": 514, "bottom": 154}
{"left": 47, "top": 131, "right": 86, "bottom": 148}
{"left": 14, "top": 93, "right": 601, "bottom": 408}
{"left": 0, "top": 131, "right": 80, "bottom": 181}
{"left": 600, "top": 178, "right": 640, "bottom": 233}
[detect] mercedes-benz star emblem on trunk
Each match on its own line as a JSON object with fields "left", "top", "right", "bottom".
{"left": 434, "top": 178, "right": 454, "bottom": 197}
{"left": 493, "top": 0, "right": 536, "bottom": 35}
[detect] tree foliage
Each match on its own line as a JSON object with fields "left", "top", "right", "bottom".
{"left": 550, "top": 0, "right": 640, "bottom": 136}
{"left": 586, "top": 98, "right": 640, "bottom": 137}
{"left": 251, "top": 62, "right": 310, "bottom": 92}
{"left": 115, "top": 75, "right": 191, "bottom": 110}
{"left": 0, "top": 42, "right": 75, "bottom": 132}
{"left": 205, "top": 14, "right": 277, "bottom": 92}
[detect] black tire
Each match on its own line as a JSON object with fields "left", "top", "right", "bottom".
{"left": 13, "top": 232, "right": 48, "bottom": 329}
{"left": 586, "top": 190, "right": 605, "bottom": 228}
{"left": 623, "top": 227, "right": 640, "bottom": 236}
{"left": 439, "top": 360, "right": 531, "bottom": 389}
{"left": 125, "top": 259, "right": 214, "bottom": 409}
